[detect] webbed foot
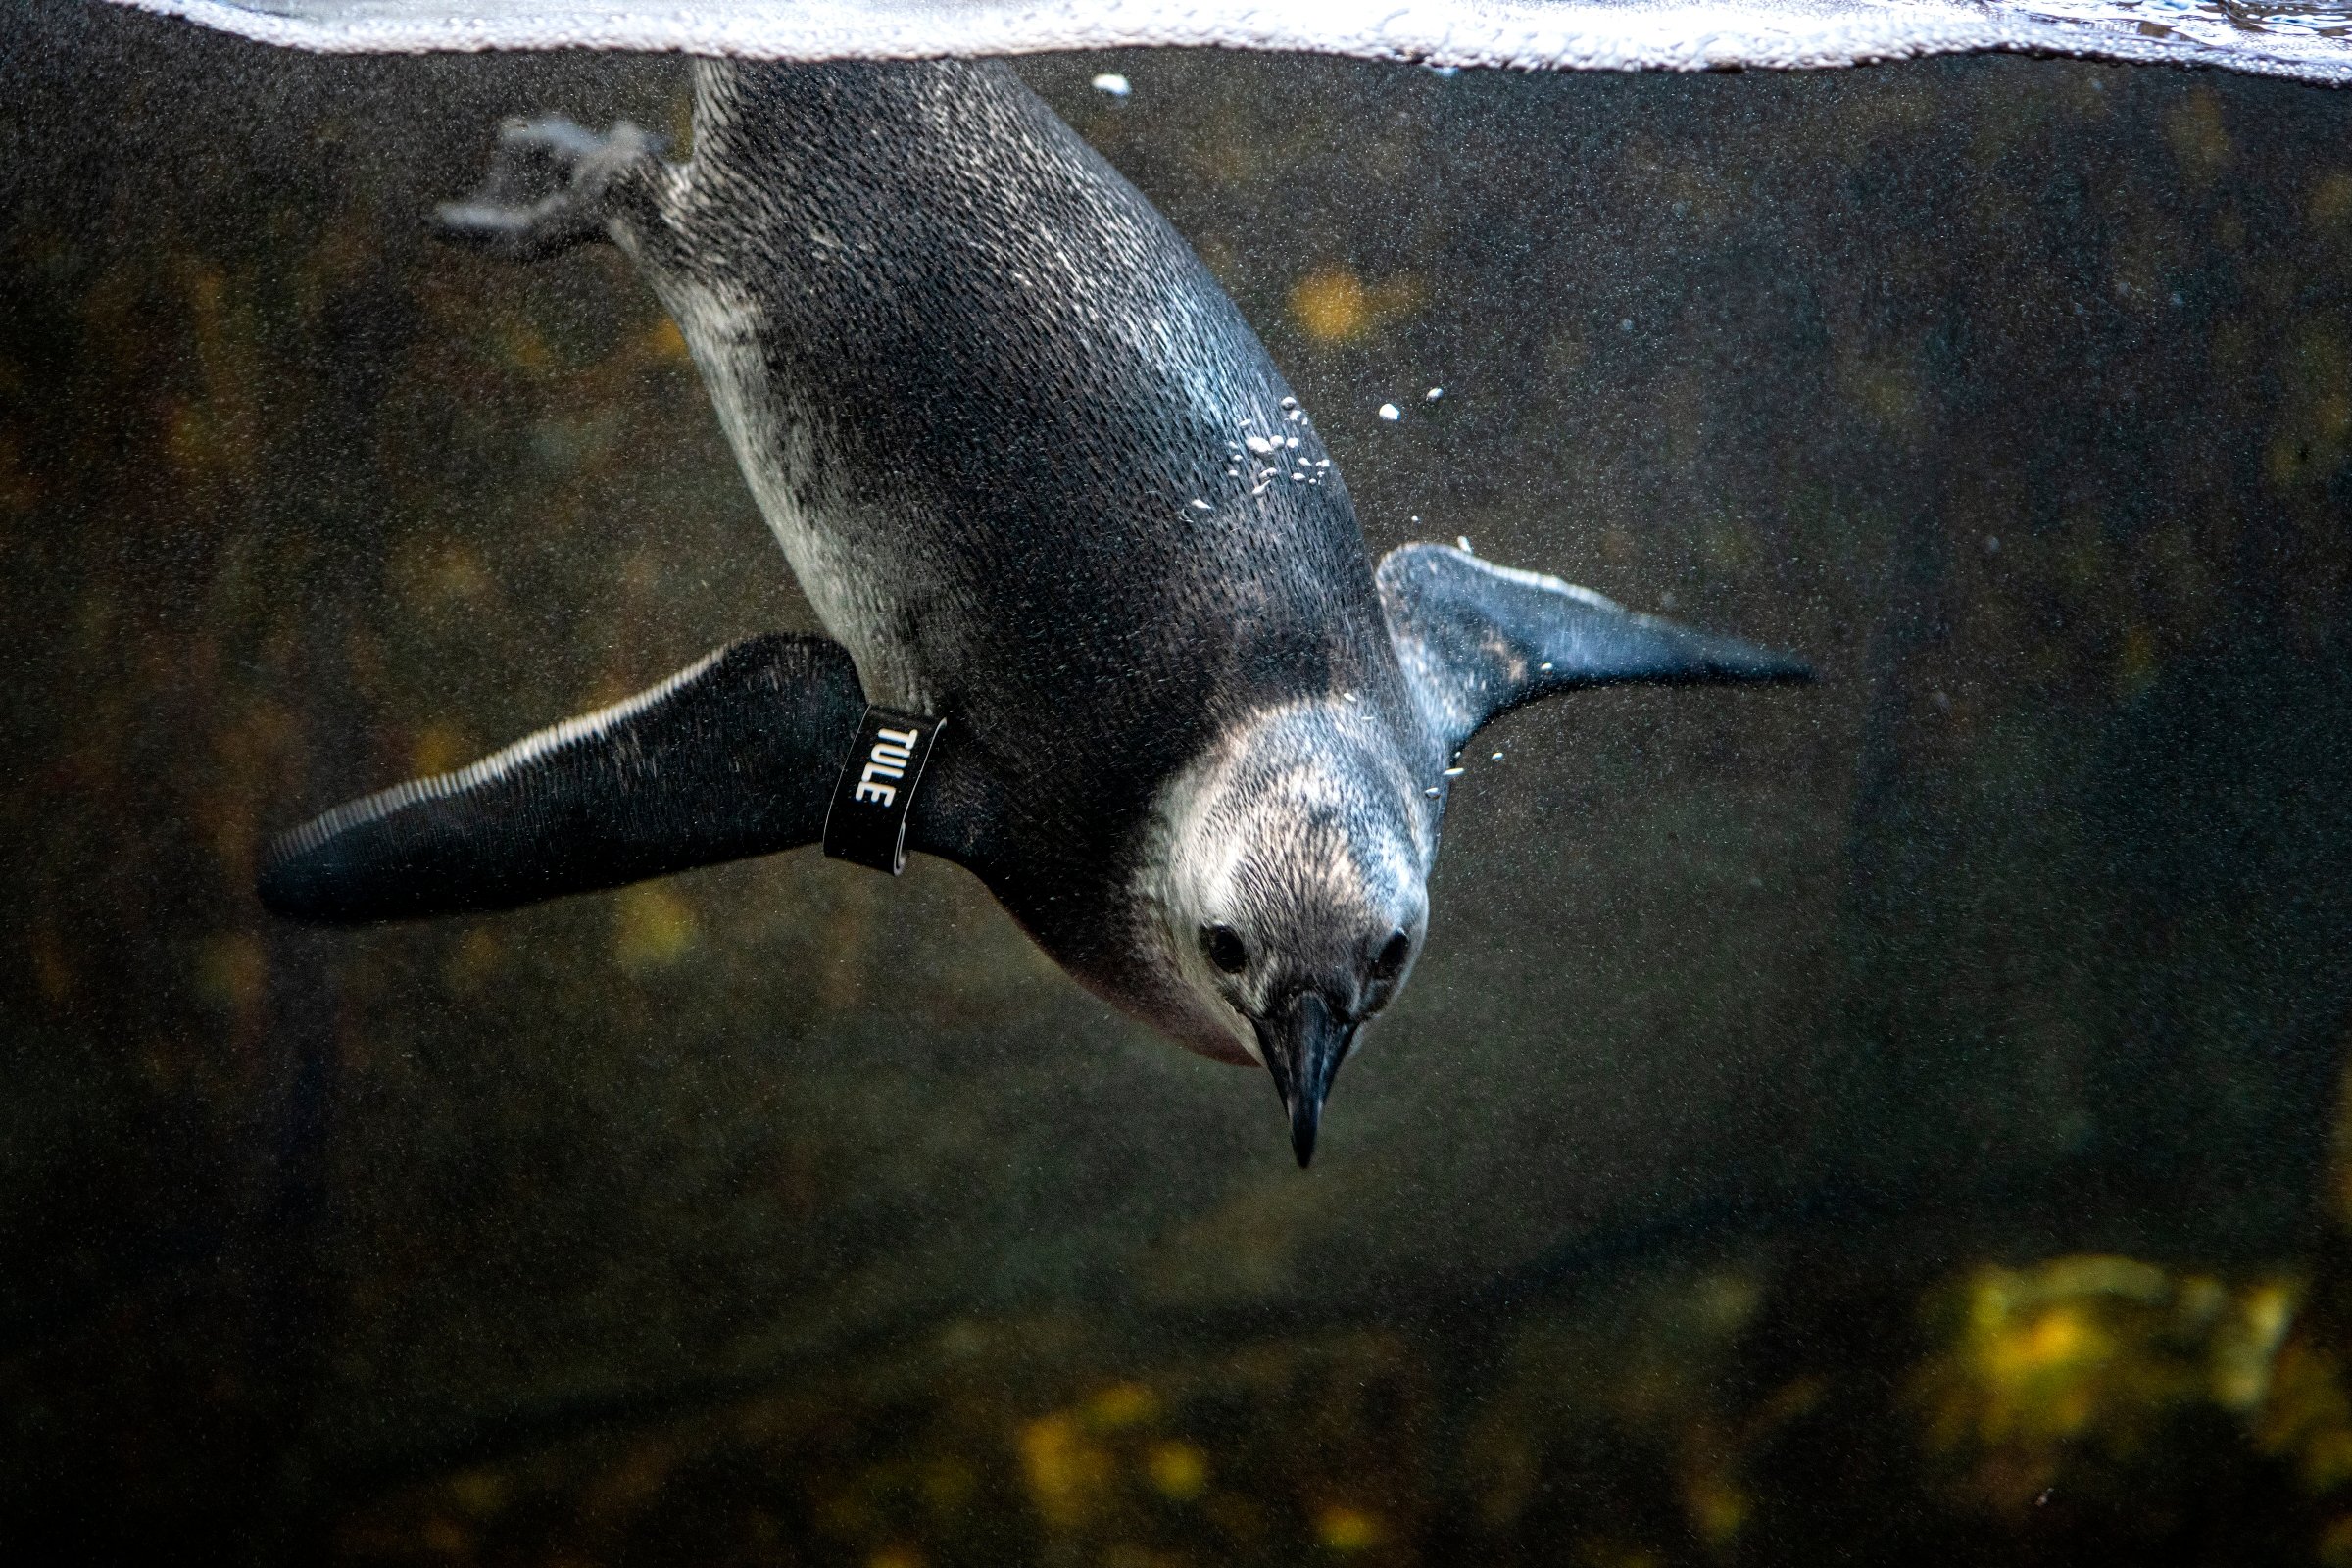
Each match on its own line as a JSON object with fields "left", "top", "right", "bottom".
{"left": 434, "top": 115, "right": 667, "bottom": 262}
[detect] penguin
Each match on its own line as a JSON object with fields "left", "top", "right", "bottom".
{"left": 261, "top": 59, "right": 1810, "bottom": 1166}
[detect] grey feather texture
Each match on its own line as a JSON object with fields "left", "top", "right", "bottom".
{"left": 101, "top": 0, "right": 2352, "bottom": 86}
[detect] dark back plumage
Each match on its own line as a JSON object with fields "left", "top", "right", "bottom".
{"left": 651, "top": 61, "right": 1413, "bottom": 973}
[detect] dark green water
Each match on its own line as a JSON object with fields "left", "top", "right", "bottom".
{"left": 6, "top": 1, "right": 2352, "bottom": 1560}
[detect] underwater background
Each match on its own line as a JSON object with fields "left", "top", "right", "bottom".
{"left": 6, "top": 0, "right": 2352, "bottom": 1559}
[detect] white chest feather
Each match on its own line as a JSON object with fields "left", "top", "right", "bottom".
{"left": 641, "top": 266, "right": 934, "bottom": 711}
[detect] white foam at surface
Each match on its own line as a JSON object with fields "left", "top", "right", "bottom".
{"left": 92, "top": 0, "right": 2352, "bottom": 86}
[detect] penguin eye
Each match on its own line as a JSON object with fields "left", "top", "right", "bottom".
{"left": 1371, "top": 929, "right": 1412, "bottom": 983}
{"left": 1200, "top": 923, "right": 1250, "bottom": 975}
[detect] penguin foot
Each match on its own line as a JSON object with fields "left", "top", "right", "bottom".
{"left": 434, "top": 115, "right": 667, "bottom": 262}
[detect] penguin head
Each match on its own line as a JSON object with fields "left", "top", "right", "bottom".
{"left": 1148, "top": 698, "right": 1433, "bottom": 1167}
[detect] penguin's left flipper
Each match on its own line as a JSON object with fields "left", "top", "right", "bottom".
{"left": 261, "top": 634, "right": 913, "bottom": 923}
{"left": 1378, "top": 541, "right": 1813, "bottom": 750}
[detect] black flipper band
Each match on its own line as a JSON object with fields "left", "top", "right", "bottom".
{"left": 1377, "top": 541, "right": 1812, "bottom": 751}
{"left": 259, "top": 633, "right": 867, "bottom": 922}
{"left": 821, "top": 707, "right": 944, "bottom": 875}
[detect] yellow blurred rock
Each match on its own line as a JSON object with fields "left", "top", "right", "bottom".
{"left": 612, "top": 884, "right": 699, "bottom": 970}
{"left": 1313, "top": 1502, "right": 1383, "bottom": 1551}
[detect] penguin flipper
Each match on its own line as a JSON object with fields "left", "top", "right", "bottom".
{"left": 1377, "top": 542, "right": 1812, "bottom": 749}
{"left": 262, "top": 634, "right": 873, "bottom": 923}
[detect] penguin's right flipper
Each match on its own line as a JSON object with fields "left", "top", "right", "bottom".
{"left": 1379, "top": 542, "right": 1812, "bottom": 750}
{"left": 433, "top": 116, "right": 668, "bottom": 262}
{"left": 262, "top": 634, "right": 874, "bottom": 923}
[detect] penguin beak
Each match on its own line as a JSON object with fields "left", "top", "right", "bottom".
{"left": 1255, "top": 992, "right": 1355, "bottom": 1169}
